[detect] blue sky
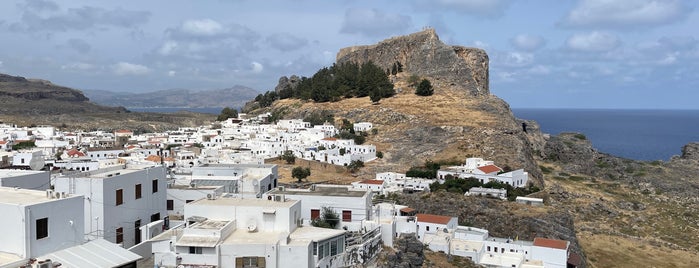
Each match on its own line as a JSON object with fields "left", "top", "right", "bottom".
{"left": 0, "top": 0, "right": 697, "bottom": 109}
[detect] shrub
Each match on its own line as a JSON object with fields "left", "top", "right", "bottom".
{"left": 415, "top": 79, "right": 434, "bottom": 96}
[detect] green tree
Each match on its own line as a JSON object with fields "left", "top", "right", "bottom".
{"left": 292, "top": 166, "right": 311, "bottom": 183}
{"left": 216, "top": 107, "right": 238, "bottom": 121}
{"left": 347, "top": 160, "right": 364, "bottom": 173}
{"left": 415, "top": 79, "right": 434, "bottom": 96}
{"left": 311, "top": 207, "right": 339, "bottom": 228}
{"left": 376, "top": 151, "right": 383, "bottom": 158}
{"left": 281, "top": 150, "right": 296, "bottom": 164}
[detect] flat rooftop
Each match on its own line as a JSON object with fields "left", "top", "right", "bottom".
{"left": 289, "top": 226, "right": 346, "bottom": 242}
{"left": 60, "top": 165, "right": 161, "bottom": 179}
{"left": 270, "top": 186, "right": 368, "bottom": 197}
{"left": 191, "top": 197, "right": 298, "bottom": 208}
{"left": 223, "top": 229, "right": 284, "bottom": 245}
{"left": 0, "top": 169, "right": 45, "bottom": 178}
{"left": 0, "top": 187, "right": 75, "bottom": 205}
{"left": 0, "top": 251, "right": 23, "bottom": 267}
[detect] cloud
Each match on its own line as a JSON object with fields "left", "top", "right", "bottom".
{"left": 166, "top": 19, "right": 259, "bottom": 41}
{"left": 562, "top": 0, "right": 691, "bottom": 29}
{"left": 510, "top": 34, "right": 546, "bottom": 51}
{"left": 266, "top": 33, "right": 309, "bottom": 51}
{"left": 66, "top": 38, "right": 91, "bottom": 54}
{"left": 340, "top": 8, "right": 412, "bottom": 37}
{"left": 24, "top": 0, "right": 59, "bottom": 12}
{"left": 413, "top": 0, "right": 512, "bottom": 17}
{"left": 10, "top": 5, "right": 151, "bottom": 32}
{"left": 501, "top": 52, "right": 534, "bottom": 67}
{"left": 566, "top": 31, "right": 620, "bottom": 52}
{"left": 61, "top": 62, "right": 95, "bottom": 71}
{"left": 112, "top": 62, "right": 150, "bottom": 76}
{"left": 251, "top": 62, "right": 264, "bottom": 73}
{"left": 168, "top": 70, "right": 176, "bottom": 77}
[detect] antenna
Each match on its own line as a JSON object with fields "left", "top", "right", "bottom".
{"left": 29, "top": 156, "right": 45, "bottom": 171}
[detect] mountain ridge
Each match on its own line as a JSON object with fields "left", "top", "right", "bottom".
{"left": 83, "top": 85, "right": 259, "bottom": 109}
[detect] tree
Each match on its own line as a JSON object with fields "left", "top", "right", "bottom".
{"left": 216, "top": 107, "right": 238, "bottom": 121}
{"left": 376, "top": 151, "right": 383, "bottom": 158}
{"left": 292, "top": 166, "right": 311, "bottom": 183}
{"left": 347, "top": 160, "right": 364, "bottom": 173}
{"left": 281, "top": 150, "right": 296, "bottom": 164}
{"left": 311, "top": 207, "right": 339, "bottom": 228}
{"left": 415, "top": 79, "right": 434, "bottom": 96}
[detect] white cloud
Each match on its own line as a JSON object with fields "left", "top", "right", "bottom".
{"left": 563, "top": 0, "right": 690, "bottom": 29}
{"left": 158, "top": 41, "right": 178, "bottom": 55}
{"left": 168, "top": 70, "right": 176, "bottom": 77}
{"left": 340, "top": 8, "right": 412, "bottom": 37}
{"left": 501, "top": 52, "right": 534, "bottom": 67}
{"left": 510, "top": 34, "right": 546, "bottom": 51}
{"left": 112, "top": 62, "right": 150, "bottom": 76}
{"left": 566, "top": 31, "right": 620, "bottom": 52}
{"left": 61, "top": 62, "right": 95, "bottom": 71}
{"left": 251, "top": 61, "right": 264, "bottom": 73}
{"left": 181, "top": 19, "right": 225, "bottom": 36}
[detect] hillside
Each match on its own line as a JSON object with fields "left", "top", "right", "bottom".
{"left": 83, "top": 86, "right": 259, "bottom": 109}
{"left": 0, "top": 73, "right": 214, "bottom": 131}
{"left": 246, "top": 29, "right": 699, "bottom": 267}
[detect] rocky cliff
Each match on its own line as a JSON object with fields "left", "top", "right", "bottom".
{"left": 259, "top": 30, "right": 543, "bottom": 185}
{"left": 337, "top": 28, "right": 489, "bottom": 96}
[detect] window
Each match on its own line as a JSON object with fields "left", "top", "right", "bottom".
{"left": 235, "top": 257, "right": 266, "bottom": 267}
{"left": 151, "top": 213, "right": 160, "bottom": 222}
{"left": 116, "top": 189, "right": 123, "bottom": 205}
{"left": 36, "top": 218, "right": 48, "bottom": 239}
{"left": 342, "top": 210, "right": 352, "bottom": 222}
{"left": 426, "top": 226, "right": 430, "bottom": 231}
{"left": 487, "top": 246, "right": 491, "bottom": 251}
{"left": 167, "top": 200, "right": 174, "bottom": 210}
{"left": 311, "top": 209, "right": 320, "bottom": 220}
{"left": 186, "top": 200, "right": 193, "bottom": 203}
{"left": 116, "top": 227, "right": 123, "bottom": 244}
{"left": 152, "top": 179, "right": 159, "bottom": 193}
{"left": 189, "top": 247, "right": 202, "bottom": 254}
{"left": 135, "top": 184, "right": 142, "bottom": 199}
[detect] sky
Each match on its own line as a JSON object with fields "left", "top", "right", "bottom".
{"left": 0, "top": 0, "right": 697, "bottom": 109}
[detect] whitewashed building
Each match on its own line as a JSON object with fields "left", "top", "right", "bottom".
{"left": 53, "top": 163, "right": 168, "bottom": 248}
{"left": 151, "top": 197, "right": 349, "bottom": 268}
{"left": 0, "top": 187, "right": 84, "bottom": 267}
{"left": 0, "top": 169, "right": 50, "bottom": 190}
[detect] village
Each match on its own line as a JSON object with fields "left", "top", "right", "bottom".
{"left": 0, "top": 114, "right": 575, "bottom": 268}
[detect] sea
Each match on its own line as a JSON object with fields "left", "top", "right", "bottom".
{"left": 513, "top": 109, "right": 699, "bottom": 161}
{"left": 127, "top": 107, "right": 224, "bottom": 114}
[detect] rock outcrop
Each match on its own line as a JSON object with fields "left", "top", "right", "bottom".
{"left": 274, "top": 75, "right": 301, "bottom": 94}
{"left": 337, "top": 28, "right": 489, "bottom": 96}
{"left": 680, "top": 142, "right": 699, "bottom": 161}
{"left": 379, "top": 234, "right": 425, "bottom": 268}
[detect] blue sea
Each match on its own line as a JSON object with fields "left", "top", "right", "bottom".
{"left": 127, "top": 107, "right": 224, "bottom": 114}
{"left": 513, "top": 109, "right": 699, "bottom": 161}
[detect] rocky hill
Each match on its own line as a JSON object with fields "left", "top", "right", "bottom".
{"left": 250, "top": 29, "right": 543, "bottom": 185}
{"left": 337, "top": 28, "right": 489, "bottom": 96}
{"left": 83, "top": 85, "right": 259, "bottom": 109}
{"left": 0, "top": 73, "right": 214, "bottom": 131}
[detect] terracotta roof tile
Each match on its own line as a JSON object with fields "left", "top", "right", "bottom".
{"left": 321, "top": 137, "right": 337, "bottom": 141}
{"left": 477, "top": 164, "right": 502, "bottom": 174}
{"left": 360, "top": 179, "right": 385, "bottom": 185}
{"left": 416, "top": 213, "right": 453, "bottom": 225}
{"left": 533, "top": 237, "right": 569, "bottom": 250}
{"left": 400, "top": 207, "right": 415, "bottom": 213}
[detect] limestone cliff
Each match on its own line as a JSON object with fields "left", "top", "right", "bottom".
{"left": 337, "top": 28, "right": 489, "bottom": 96}
{"left": 261, "top": 30, "right": 542, "bottom": 185}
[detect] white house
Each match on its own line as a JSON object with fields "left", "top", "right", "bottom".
{"left": 353, "top": 122, "right": 373, "bottom": 132}
{"left": 151, "top": 197, "right": 349, "bottom": 268}
{"left": 351, "top": 179, "right": 386, "bottom": 193}
{"left": 0, "top": 187, "right": 84, "bottom": 267}
{"left": 263, "top": 185, "right": 373, "bottom": 227}
{"left": 438, "top": 157, "right": 530, "bottom": 188}
{"left": 53, "top": 163, "right": 168, "bottom": 248}
{"left": 532, "top": 238, "right": 570, "bottom": 268}
{"left": 415, "top": 213, "right": 458, "bottom": 241}
{"left": 467, "top": 186, "right": 507, "bottom": 200}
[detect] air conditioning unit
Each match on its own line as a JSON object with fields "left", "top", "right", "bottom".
{"left": 54, "top": 192, "right": 61, "bottom": 199}
{"left": 206, "top": 193, "right": 215, "bottom": 200}
{"left": 277, "top": 186, "right": 285, "bottom": 191}
{"left": 274, "top": 195, "right": 283, "bottom": 202}
{"left": 46, "top": 189, "right": 54, "bottom": 199}
{"left": 297, "top": 218, "right": 304, "bottom": 226}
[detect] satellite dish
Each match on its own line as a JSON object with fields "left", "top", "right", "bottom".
{"left": 29, "top": 156, "right": 45, "bottom": 171}
{"left": 246, "top": 219, "right": 258, "bottom": 232}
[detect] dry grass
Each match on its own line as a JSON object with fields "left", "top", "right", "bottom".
{"left": 579, "top": 233, "right": 699, "bottom": 268}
